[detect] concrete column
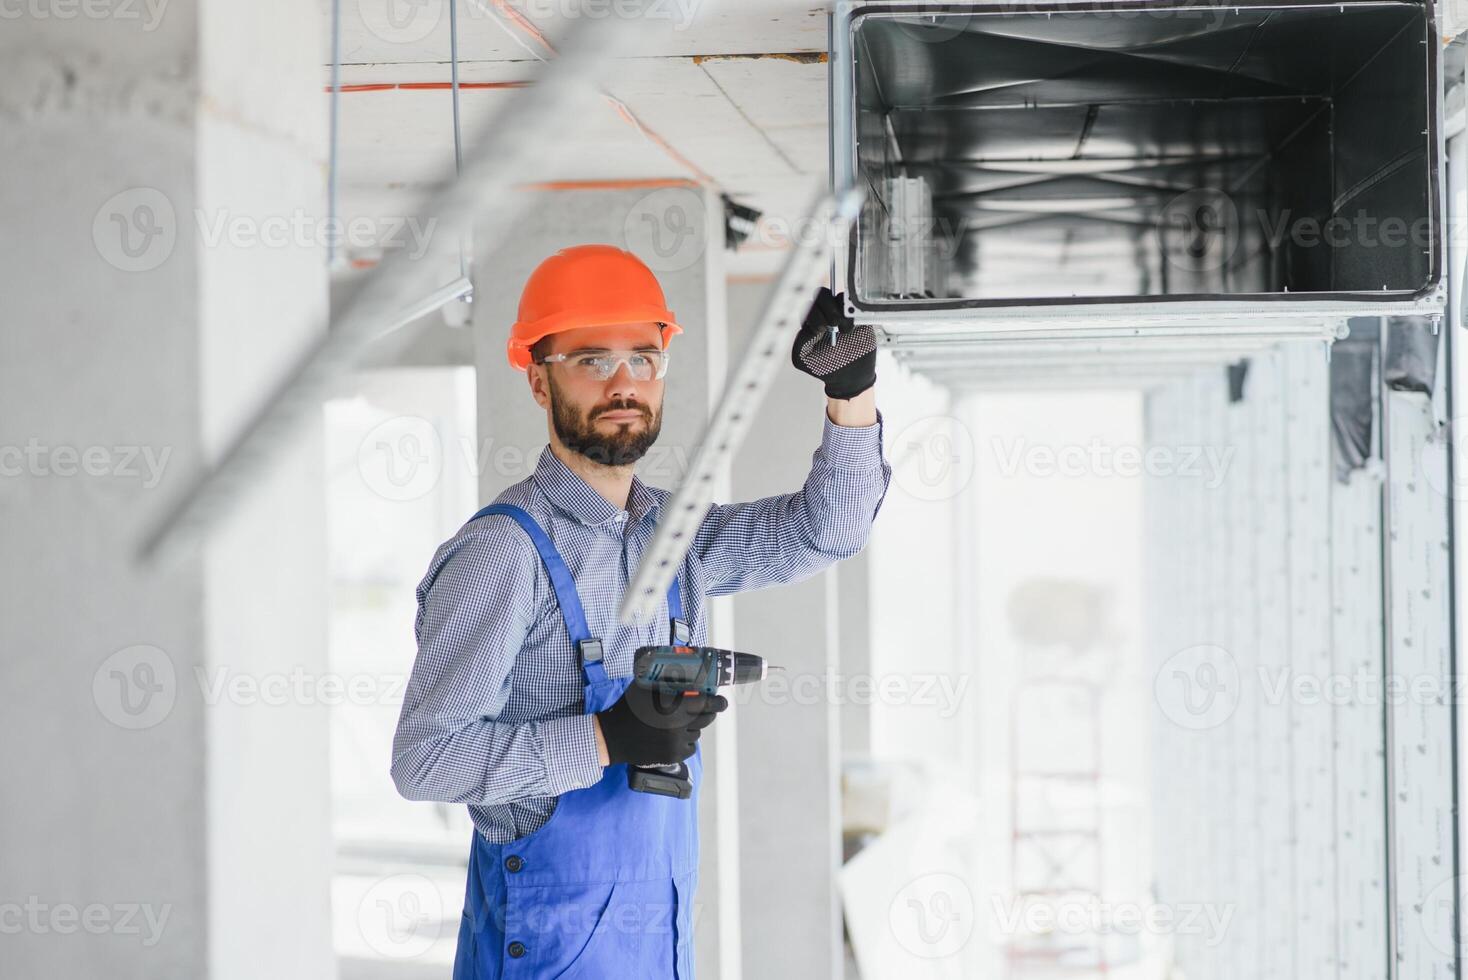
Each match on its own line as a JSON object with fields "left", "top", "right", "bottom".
{"left": 837, "top": 549, "right": 874, "bottom": 760}
{"left": 470, "top": 183, "right": 739, "bottom": 977}
{"left": 0, "top": 5, "right": 331, "bottom": 979}
{"left": 725, "top": 278, "right": 851, "bottom": 980}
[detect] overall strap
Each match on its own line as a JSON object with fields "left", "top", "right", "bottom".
{"left": 468, "top": 503, "right": 687, "bottom": 678}
{"left": 667, "top": 576, "right": 690, "bottom": 645}
{"left": 472, "top": 504, "right": 592, "bottom": 644}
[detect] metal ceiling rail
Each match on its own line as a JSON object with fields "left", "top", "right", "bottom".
{"left": 864, "top": 306, "right": 1430, "bottom": 337}
{"left": 896, "top": 361, "right": 1253, "bottom": 382}
{"left": 371, "top": 276, "right": 475, "bottom": 342}
{"left": 876, "top": 322, "right": 1341, "bottom": 347}
{"left": 928, "top": 374, "right": 1214, "bottom": 393}
{"left": 893, "top": 347, "right": 1265, "bottom": 366}
{"left": 618, "top": 187, "right": 866, "bottom": 625}
{"left": 138, "top": 13, "right": 636, "bottom": 564}
{"left": 925, "top": 360, "right": 1220, "bottom": 379}
{"left": 919, "top": 359, "right": 1222, "bottom": 379}
{"left": 885, "top": 334, "right": 1284, "bottom": 357}
{"left": 894, "top": 359, "right": 1257, "bottom": 377}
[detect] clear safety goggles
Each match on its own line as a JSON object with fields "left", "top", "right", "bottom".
{"left": 537, "top": 348, "right": 670, "bottom": 382}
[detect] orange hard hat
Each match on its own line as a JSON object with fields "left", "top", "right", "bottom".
{"left": 507, "top": 244, "right": 682, "bottom": 371}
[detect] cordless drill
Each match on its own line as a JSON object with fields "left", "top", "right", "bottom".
{"left": 627, "top": 644, "right": 776, "bottom": 799}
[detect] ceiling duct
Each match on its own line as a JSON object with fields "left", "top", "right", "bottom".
{"left": 830, "top": 0, "right": 1448, "bottom": 363}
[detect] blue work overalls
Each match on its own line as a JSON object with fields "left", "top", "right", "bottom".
{"left": 452, "top": 503, "right": 700, "bottom": 980}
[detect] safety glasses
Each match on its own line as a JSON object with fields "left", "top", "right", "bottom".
{"left": 537, "top": 349, "right": 670, "bottom": 382}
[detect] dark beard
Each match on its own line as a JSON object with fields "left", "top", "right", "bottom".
{"left": 549, "top": 374, "right": 661, "bottom": 467}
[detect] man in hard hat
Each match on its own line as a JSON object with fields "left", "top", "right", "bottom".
{"left": 392, "top": 244, "right": 891, "bottom": 979}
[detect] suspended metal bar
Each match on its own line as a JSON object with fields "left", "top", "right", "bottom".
{"left": 619, "top": 187, "right": 865, "bottom": 625}
{"left": 878, "top": 321, "right": 1345, "bottom": 348}
{"left": 888, "top": 335, "right": 1283, "bottom": 356}
{"left": 372, "top": 276, "right": 474, "bottom": 342}
{"left": 138, "top": 14, "right": 634, "bottom": 564}
{"left": 449, "top": 0, "right": 471, "bottom": 284}
{"left": 327, "top": 0, "right": 342, "bottom": 269}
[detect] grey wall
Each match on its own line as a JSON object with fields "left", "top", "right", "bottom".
{"left": 0, "top": 3, "right": 333, "bottom": 978}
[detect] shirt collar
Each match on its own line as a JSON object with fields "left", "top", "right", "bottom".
{"left": 531, "top": 446, "right": 663, "bottom": 526}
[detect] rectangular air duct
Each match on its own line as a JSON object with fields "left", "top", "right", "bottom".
{"left": 831, "top": 0, "right": 1448, "bottom": 344}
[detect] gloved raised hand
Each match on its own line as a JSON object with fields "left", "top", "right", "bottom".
{"left": 791, "top": 286, "right": 877, "bottom": 399}
{"left": 596, "top": 682, "right": 729, "bottom": 767}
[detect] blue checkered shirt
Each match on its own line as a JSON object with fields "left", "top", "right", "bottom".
{"left": 391, "top": 411, "right": 892, "bottom": 842}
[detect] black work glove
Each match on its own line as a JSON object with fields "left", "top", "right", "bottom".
{"left": 597, "top": 683, "right": 729, "bottom": 767}
{"left": 791, "top": 286, "right": 877, "bottom": 399}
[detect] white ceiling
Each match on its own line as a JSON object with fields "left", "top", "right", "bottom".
{"left": 326, "top": 0, "right": 833, "bottom": 281}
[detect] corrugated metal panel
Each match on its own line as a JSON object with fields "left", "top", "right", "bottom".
{"left": 1204, "top": 369, "right": 1232, "bottom": 980}
{"left": 1225, "top": 364, "right": 1263, "bottom": 980}
{"left": 1285, "top": 342, "right": 1338, "bottom": 976}
{"left": 1141, "top": 337, "right": 1451, "bottom": 977}
{"left": 1384, "top": 381, "right": 1457, "bottom": 980}
{"left": 1143, "top": 376, "right": 1183, "bottom": 966}
{"left": 1331, "top": 436, "right": 1389, "bottom": 980}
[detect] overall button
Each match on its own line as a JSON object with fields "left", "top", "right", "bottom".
{"left": 508, "top": 941, "right": 527, "bottom": 959}
{"left": 504, "top": 855, "right": 523, "bottom": 873}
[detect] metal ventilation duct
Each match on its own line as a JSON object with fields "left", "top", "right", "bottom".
{"left": 830, "top": 0, "right": 1448, "bottom": 351}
